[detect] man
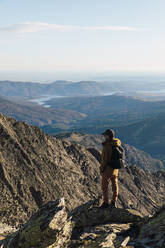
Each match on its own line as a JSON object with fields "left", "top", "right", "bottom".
{"left": 99, "top": 129, "right": 121, "bottom": 209}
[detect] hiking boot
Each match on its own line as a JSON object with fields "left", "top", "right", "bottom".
{"left": 99, "top": 202, "right": 109, "bottom": 209}
{"left": 109, "top": 201, "right": 117, "bottom": 209}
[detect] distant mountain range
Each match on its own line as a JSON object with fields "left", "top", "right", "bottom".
{"left": 0, "top": 79, "right": 165, "bottom": 99}
{"left": 0, "top": 80, "right": 114, "bottom": 98}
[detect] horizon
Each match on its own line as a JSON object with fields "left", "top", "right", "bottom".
{"left": 1, "top": 70, "right": 165, "bottom": 83}
{"left": 1, "top": 0, "right": 165, "bottom": 75}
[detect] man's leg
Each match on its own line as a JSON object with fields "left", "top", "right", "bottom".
{"left": 101, "top": 172, "right": 110, "bottom": 204}
{"left": 110, "top": 175, "right": 119, "bottom": 204}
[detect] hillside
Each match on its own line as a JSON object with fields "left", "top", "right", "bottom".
{"left": 0, "top": 97, "right": 85, "bottom": 127}
{"left": 45, "top": 94, "right": 165, "bottom": 117}
{"left": 114, "top": 112, "right": 165, "bottom": 159}
{"left": 0, "top": 81, "right": 45, "bottom": 98}
{"left": 0, "top": 113, "right": 101, "bottom": 225}
{"left": 0, "top": 80, "right": 111, "bottom": 98}
{"left": 1, "top": 80, "right": 165, "bottom": 99}
{"left": 55, "top": 132, "right": 165, "bottom": 171}
{"left": 42, "top": 94, "right": 165, "bottom": 134}
{"left": 0, "top": 113, "right": 164, "bottom": 226}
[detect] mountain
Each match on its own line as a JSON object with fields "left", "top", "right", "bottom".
{"left": 0, "top": 97, "right": 85, "bottom": 127}
{"left": 47, "top": 80, "right": 106, "bottom": 96}
{"left": 45, "top": 94, "right": 155, "bottom": 117}
{"left": 55, "top": 132, "right": 165, "bottom": 171}
{"left": 114, "top": 112, "right": 165, "bottom": 159}
{"left": 0, "top": 112, "right": 102, "bottom": 225}
{"left": 42, "top": 94, "right": 165, "bottom": 134}
{"left": 1, "top": 79, "right": 165, "bottom": 99}
{"left": 0, "top": 80, "right": 45, "bottom": 98}
{"left": 0, "top": 80, "right": 111, "bottom": 98}
{"left": 0, "top": 113, "right": 165, "bottom": 227}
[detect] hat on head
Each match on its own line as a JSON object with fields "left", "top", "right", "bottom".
{"left": 102, "top": 129, "right": 115, "bottom": 138}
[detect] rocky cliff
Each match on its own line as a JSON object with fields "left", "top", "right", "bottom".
{"left": 0, "top": 113, "right": 164, "bottom": 227}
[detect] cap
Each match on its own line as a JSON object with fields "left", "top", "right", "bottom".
{"left": 102, "top": 129, "right": 115, "bottom": 137}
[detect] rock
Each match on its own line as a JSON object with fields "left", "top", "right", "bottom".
{"left": 135, "top": 205, "right": 165, "bottom": 248}
{"left": 0, "top": 198, "right": 72, "bottom": 248}
{"left": 0, "top": 199, "right": 143, "bottom": 248}
{"left": 68, "top": 200, "right": 143, "bottom": 247}
{"left": 0, "top": 224, "right": 16, "bottom": 242}
{"left": 70, "top": 200, "right": 143, "bottom": 228}
{"left": 119, "top": 236, "right": 130, "bottom": 247}
{"left": 1, "top": 198, "right": 164, "bottom": 248}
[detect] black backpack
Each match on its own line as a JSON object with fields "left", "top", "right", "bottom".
{"left": 109, "top": 145, "right": 126, "bottom": 169}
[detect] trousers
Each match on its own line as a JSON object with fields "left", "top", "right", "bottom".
{"left": 101, "top": 166, "right": 119, "bottom": 203}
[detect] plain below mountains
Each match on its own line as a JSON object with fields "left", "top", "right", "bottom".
{"left": 0, "top": 112, "right": 165, "bottom": 227}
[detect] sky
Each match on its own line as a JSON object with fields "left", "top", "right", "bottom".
{"left": 0, "top": 0, "right": 165, "bottom": 80}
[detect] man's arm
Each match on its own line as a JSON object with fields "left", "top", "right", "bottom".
{"left": 100, "top": 145, "right": 112, "bottom": 173}
{"left": 100, "top": 147, "right": 107, "bottom": 173}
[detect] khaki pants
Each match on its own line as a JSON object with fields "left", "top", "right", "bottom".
{"left": 101, "top": 166, "right": 119, "bottom": 203}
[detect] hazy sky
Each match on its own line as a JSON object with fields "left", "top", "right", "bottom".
{"left": 0, "top": 0, "right": 165, "bottom": 74}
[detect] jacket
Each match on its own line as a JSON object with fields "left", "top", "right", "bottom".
{"left": 100, "top": 138, "right": 121, "bottom": 171}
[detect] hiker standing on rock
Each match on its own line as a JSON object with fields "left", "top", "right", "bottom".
{"left": 99, "top": 129, "right": 125, "bottom": 209}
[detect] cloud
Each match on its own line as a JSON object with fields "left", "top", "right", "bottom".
{"left": 0, "top": 22, "right": 136, "bottom": 33}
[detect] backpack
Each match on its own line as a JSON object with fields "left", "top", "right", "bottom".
{"left": 109, "top": 145, "right": 126, "bottom": 169}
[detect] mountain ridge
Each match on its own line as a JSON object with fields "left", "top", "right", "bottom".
{"left": 0, "top": 112, "right": 164, "bottom": 226}
{"left": 54, "top": 132, "right": 165, "bottom": 171}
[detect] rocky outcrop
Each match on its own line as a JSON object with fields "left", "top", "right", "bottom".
{"left": 0, "top": 198, "right": 72, "bottom": 248}
{"left": 0, "top": 198, "right": 143, "bottom": 248}
{"left": 69, "top": 200, "right": 144, "bottom": 248}
{"left": 135, "top": 206, "right": 165, "bottom": 248}
{"left": 1, "top": 198, "right": 164, "bottom": 248}
{"left": 70, "top": 200, "right": 143, "bottom": 228}
{"left": 0, "top": 113, "right": 164, "bottom": 226}
{"left": 69, "top": 203, "right": 165, "bottom": 248}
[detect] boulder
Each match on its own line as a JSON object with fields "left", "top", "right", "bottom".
{"left": 70, "top": 200, "right": 143, "bottom": 228}
{"left": 135, "top": 205, "right": 165, "bottom": 248}
{"left": 0, "top": 198, "right": 72, "bottom": 248}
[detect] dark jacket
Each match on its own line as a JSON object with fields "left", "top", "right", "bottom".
{"left": 100, "top": 138, "right": 121, "bottom": 171}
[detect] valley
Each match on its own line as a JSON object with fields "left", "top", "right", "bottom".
{"left": 1, "top": 80, "right": 165, "bottom": 162}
